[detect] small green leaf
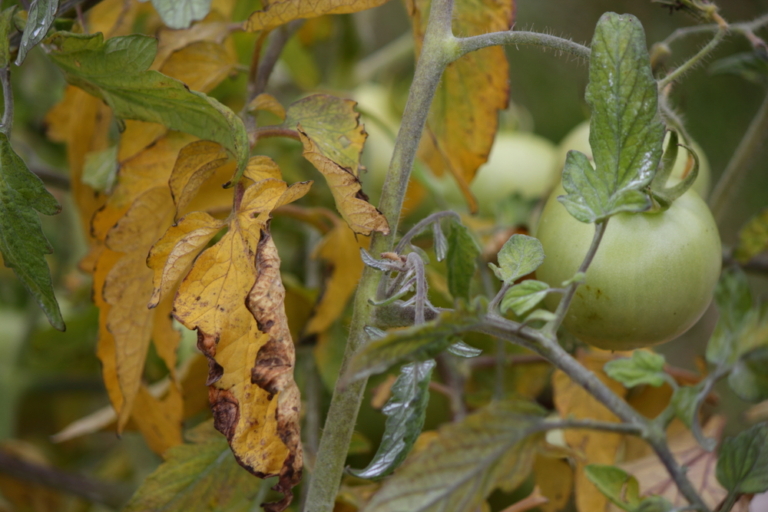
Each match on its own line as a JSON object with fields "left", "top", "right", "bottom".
{"left": 500, "top": 280, "right": 549, "bottom": 316}
{"left": 0, "top": 133, "right": 63, "bottom": 330}
{"left": 82, "top": 146, "right": 118, "bottom": 192}
{"left": 559, "top": 13, "right": 664, "bottom": 223}
{"left": 525, "top": 309, "right": 556, "bottom": 324}
{"left": 362, "top": 401, "right": 547, "bottom": 512}
{"left": 733, "top": 208, "right": 768, "bottom": 264}
{"left": 0, "top": 6, "right": 16, "bottom": 68}
{"left": 345, "top": 304, "right": 483, "bottom": 383}
{"left": 706, "top": 267, "right": 757, "bottom": 366}
{"left": 349, "top": 360, "right": 435, "bottom": 480}
{"left": 604, "top": 351, "right": 667, "bottom": 388}
{"left": 141, "top": 0, "right": 212, "bottom": 30}
{"left": 16, "top": 0, "right": 58, "bottom": 65}
{"left": 716, "top": 422, "right": 768, "bottom": 496}
{"left": 489, "top": 234, "right": 544, "bottom": 285}
{"left": 446, "top": 219, "right": 480, "bottom": 300}
{"left": 710, "top": 52, "right": 768, "bottom": 87}
{"left": 45, "top": 32, "right": 248, "bottom": 175}
{"left": 671, "top": 384, "right": 716, "bottom": 451}
{"left": 728, "top": 347, "right": 768, "bottom": 403}
{"left": 446, "top": 340, "right": 482, "bottom": 358}
{"left": 585, "top": 464, "right": 641, "bottom": 511}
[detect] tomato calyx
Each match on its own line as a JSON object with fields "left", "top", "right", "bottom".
{"left": 649, "top": 130, "right": 701, "bottom": 211}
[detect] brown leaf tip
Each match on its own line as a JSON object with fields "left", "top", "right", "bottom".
{"left": 209, "top": 388, "right": 239, "bottom": 442}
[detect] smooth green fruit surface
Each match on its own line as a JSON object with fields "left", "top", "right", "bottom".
{"left": 536, "top": 184, "right": 722, "bottom": 350}
{"left": 554, "top": 120, "right": 712, "bottom": 198}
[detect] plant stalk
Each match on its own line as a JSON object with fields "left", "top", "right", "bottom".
{"left": 303, "top": 0, "right": 456, "bottom": 509}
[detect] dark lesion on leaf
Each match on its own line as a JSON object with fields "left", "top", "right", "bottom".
{"left": 209, "top": 387, "right": 239, "bottom": 442}
{"left": 197, "top": 331, "right": 223, "bottom": 385}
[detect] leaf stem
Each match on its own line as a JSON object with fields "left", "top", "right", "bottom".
{"left": 709, "top": 88, "right": 768, "bottom": 225}
{"left": 394, "top": 210, "right": 459, "bottom": 253}
{"left": 456, "top": 30, "right": 591, "bottom": 61}
{"left": 0, "top": 66, "right": 12, "bottom": 135}
{"left": 657, "top": 25, "right": 728, "bottom": 90}
{"left": 303, "top": 0, "right": 456, "bottom": 509}
{"left": 662, "top": 13, "right": 768, "bottom": 46}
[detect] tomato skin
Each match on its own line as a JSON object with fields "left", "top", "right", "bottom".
{"left": 535, "top": 184, "right": 722, "bottom": 350}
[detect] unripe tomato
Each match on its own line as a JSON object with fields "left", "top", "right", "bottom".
{"left": 535, "top": 183, "right": 721, "bottom": 350}
{"left": 554, "top": 120, "right": 712, "bottom": 198}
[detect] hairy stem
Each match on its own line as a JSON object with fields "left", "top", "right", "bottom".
{"left": 456, "top": 30, "right": 591, "bottom": 60}
{"left": 658, "top": 26, "right": 728, "bottom": 89}
{"left": 709, "top": 88, "right": 768, "bottom": 225}
{"left": 303, "top": 0, "right": 455, "bottom": 509}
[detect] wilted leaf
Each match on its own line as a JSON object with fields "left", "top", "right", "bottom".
{"left": 45, "top": 32, "right": 249, "bottom": 173}
{"left": 144, "top": 0, "right": 212, "bottom": 30}
{"left": 446, "top": 219, "right": 480, "bottom": 301}
{"left": 717, "top": 422, "right": 768, "bottom": 496}
{"left": 489, "top": 234, "right": 544, "bottom": 285}
{"left": 16, "top": 0, "right": 57, "bottom": 65}
{"left": 734, "top": 208, "right": 768, "bottom": 263}
{"left": 159, "top": 40, "right": 236, "bottom": 93}
{"left": 363, "top": 401, "right": 546, "bottom": 512}
{"left": 123, "top": 421, "right": 255, "bottom": 512}
{"left": 604, "top": 351, "right": 667, "bottom": 388}
{"left": 350, "top": 360, "right": 434, "bottom": 480}
{"left": 559, "top": 13, "right": 663, "bottom": 223}
{"left": 407, "top": 0, "right": 512, "bottom": 212}
{"left": 245, "top": 0, "right": 391, "bottom": 32}
{"left": 501, "top": 281, "right": 549, "bottom": 316}
{"left": 299, "top": 128, "right": 389, "bottom": 236}
{"left": 0, "top": 133, "right": 63, "bottom": 330}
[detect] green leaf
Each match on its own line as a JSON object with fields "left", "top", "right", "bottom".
{"left": 446, "top": 219, "right": 480, "bottom": 300}
{"left": 559, "top": 13, "right": 664, "bottom": 223}
{"left": 16, "top": 0, "right": 58, "bottom": 65}
{"left": 82, "top": 146, "right": 118, "bottom": 192}
{"left": 706, "top": 267, "right": 758, "bottom": 366}
{"left": 142, "top": 0, "right": 212, "bottom": 30}
{"left": 123, "top": 421, "right": 255, "bottom": 512}
{"left": 500, "top": 280, "right": 549, "bottom": 316}
{"left": 709, "top": 52, "right": 768, "bottom": 87}
{"left": 671, "top": 384, "right": 716, "bottom": 451}
{"left": 733, "top": 208, "right": 768, "bottom": 264}
{"left": 604, "top": 351, "right": 666, "bottom": 388}
{"left": 728, "top": 346, "right": 768, "bottom": 403}
{"left": 446, "top": 340, "right": 482, "bottom": 358}
{"left": 585, "top": 464, "right": 641, "bottom": 511}
{"left": 45, "top": 32, "right": 248, "bottom": 175}
{"left": 362, "top": 401, "right": 546, "bottom": 512}
{"left": 0, "top": 6, "right": 16, "bottom": 68}
{"left": 716, "top": 422, "right": 768, "bottom": 496}
{"left": 0, "top": 133, "right": 63, "bottom": 330}
{"left": 525, "top": 309, "right": 556, "bottom": 324}
{"left": 349, "top": 360, "right": 435, "bottom": 480}
{"left": 489, "top": 234, "right": 544, "bottom": 285}
{"left": 345, "top": 304, "right": 483, "bottom": 383}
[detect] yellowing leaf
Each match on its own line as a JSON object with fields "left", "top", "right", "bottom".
{"left": 131, "top": 383, "right": 184, "bottom": 456}
{"left": 553, "top": 350, "right": 629, "bottom": 512}
{"left": 244, "top": 0, "right": 391, "bottom": 32}
{"left": 118, "top": 120, "right": 168, "bottom": 162}
{"left": 153, "top": 20, "right": 234, "bottom": 69}
{"left": 249, "top": 93, "right": 287, "bottom": 121}
{"left": 406, "top": 0, "right": 512, "bottom": 212}
{"left": 169, "top": 140, "right": 234, "bottom": 217}
{"left": 159, "top": 40, "right": 236, "bottom": 93}
{"left": 534, "top": 455, "right": 573, "bottom": 512}
{"left": 304, "top": 221, "right": 366, "bottom": 336}
{"left": 88, "top": 0, "right": 142, "bottom": 37}
{"left": 299, "top": 128, "right": 389, "bottom": 235}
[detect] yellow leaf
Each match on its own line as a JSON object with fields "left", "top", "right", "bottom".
{"left": 148, "top": 211, "right": 225, "bottom": 308}
{"left": 553, "top": 350, "right": 629, "bottom": 512}
{"left": 131, "top": 383, "right": 184, "bottom": 456}
{"left": 153, "top": 20, "right": 234, "bottom": 69}
{"left": 244, "top": 154, "right": 284, "bottom": 182}
{"left": 118, "top": 120, "right": 168, "bottom": 162}
{"left": 299, "top": 128, "right": 389, "bottom": 235}
{"left": 304, "top": 221, "right": 366, "bottom": 336}
{"left": 534, "top": 455, "right": 573, "bottom": 512}
{"left": 169, "top": 140, "right": 234, "bottom": 217}
{"left": 88, "top": 0, "right": 141, "bottom": 37}
{"left": 249, "top": 93, "right": 287, "bottom": 121}
{"left": 160, "top": 40, "right": 236, "bottom": 94}
{"left": 406, "top": 0, "right": 512, "bottom": 213}
{"left": 244, "top": 0, "right": 391, "bottom": 32}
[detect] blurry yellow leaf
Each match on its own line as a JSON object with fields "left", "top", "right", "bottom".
{"left": 304, "top": 221, "right": 366, "bottom": 336}
{"left": 131, "top": 383, "right": 184, "bottom": 456}
{"left": 153, "top": 20, "right": 233, "bottom": 69}
{"left": 299, "top": 128, "right": 389, "bottom": 235}
{"left": 500, "top": 487, "right": 549, "bottom": 512}
{"left": 94, "top": 247, "right": 125, "bottom": 414}
{"left": 244, "top": 0, "right": 391, "bottom": 32}
{"left": 169, "top": 140, "right": 234, "bottom": 217}
{"left": 249, "top": 93, "right": 287, "bottom": 121}
{"left": 160, "top": 40, "right": 236, "bottom": 93}
{"left": 88, "top": 0, "right": 141, "bottom": 37}
{"left": 118, "top": 120, "right": 168, "bottom": 162}
{"left": 553, "top": 350, "right": 629, "bottom": 512}
{"left": 534, "top": 455, "right": 573, "bottom": 512}
{"left": 371, "top": 374, "right": 398, "bottom": 410}
{"left": 406, "top": 0, "right": 512, "bottom": 213}
{"left": 245, "top": 154, "right": 285, "bottom": 182}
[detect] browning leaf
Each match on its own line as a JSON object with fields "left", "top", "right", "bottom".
{"left": 244, "top": 0, "right": 392, "bottom": 32}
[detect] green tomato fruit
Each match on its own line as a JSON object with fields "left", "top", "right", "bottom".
{"left": 441, "top": 132, "right": 558, "bottom": 214}
{"left": 554, "top": 120, "right": 712, "bottom": 198}
{"left": 535, "top": 183, "right": 721, "bottom": 350}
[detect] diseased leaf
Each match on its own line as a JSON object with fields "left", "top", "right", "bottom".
{"left": 123, "top": 421, "right": 255, "bottom": 512}
{"left": 350, "top": 360, "right": 435, "bottom": 480}
{"left": 0, "top": 133, "right": 63, "bottom": 330}
{"left": 585, "top": 464, "right": 641, "bottom": 511}
{"left": 299, "top": 128, "right": 389, "bottom": 235}
{"left": 489, "top": 234, "right": 544, "bottom": 285}
{"left": 345, "top": 305, "right": 483, "bottom": 383}
{"left": 245, "top": 0, "right": 391, "bottom": 32}
{"left": 604, "top": 351, "right": 667, "bottom": 388}
{"left": 446, "top": 219, "right": 480, "bottom": 301}
{"left": 734, "top": 208, "right": 768, "bottom": 263}
{"left": 45, "top": 32, "right": 249, "bottom": 174}
{"left": 717, "top": 422, "right": 768, "bottom": 496}
{"left": 407, "top": 0, "right": 513, "bottom": 213}
{"left": 16, "top": 0, "right": 58, "bottom": 65}
{"left": 501, "top": 280, "right": 549, "bottom": 316}
{"left": 559, "top": 13, "right": 663, "bottom": 223}
{"left": 362, "top": 401, "right": 546, "bottom": 512}
{"left": 729, "top": 347, "right": 768, "bottom": 403}
{"left": 144, "top": 0, "right": 212, "bottom": 30}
